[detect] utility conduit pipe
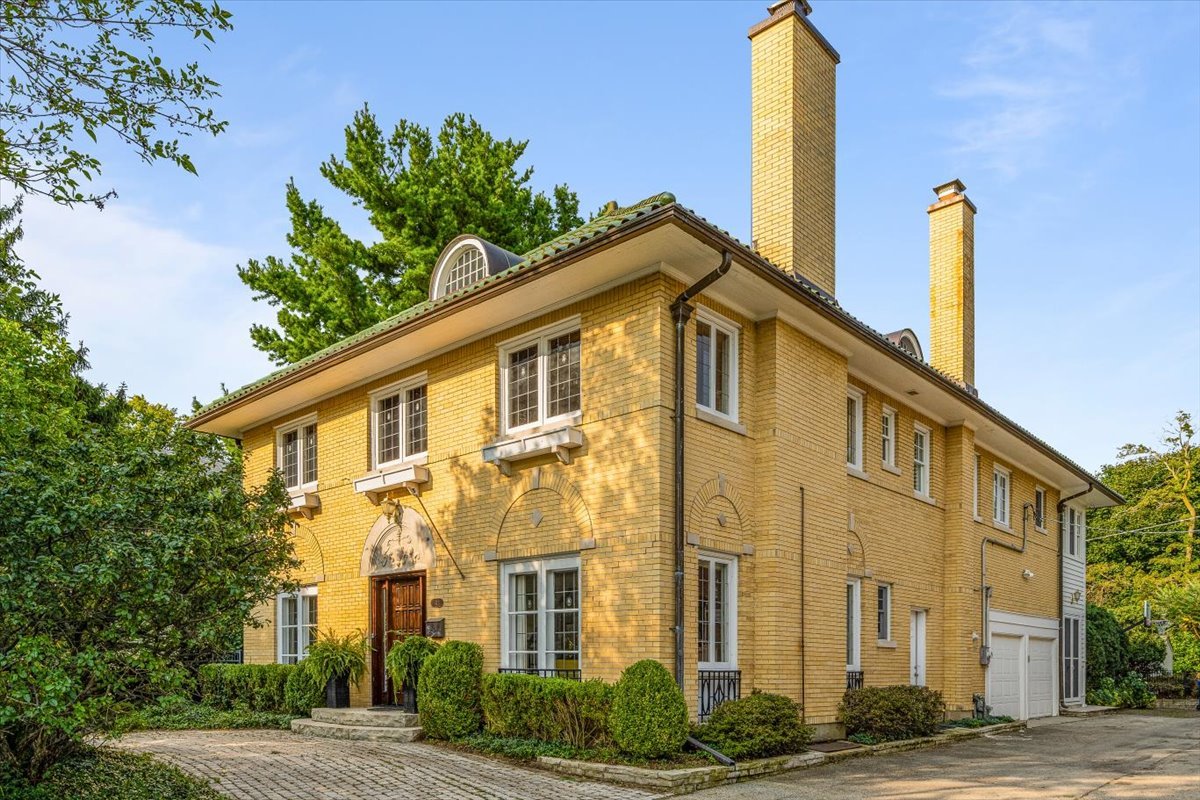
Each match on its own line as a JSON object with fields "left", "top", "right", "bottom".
{"left": 979, "top": 502, "right": 1033, "bottom": 665}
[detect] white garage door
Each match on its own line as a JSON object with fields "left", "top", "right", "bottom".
{"left": 989, "top": 635, "right": 1022, "bottom": 719}
{"left": 1028, "top": 637, "right": 1055, "bottom": 718}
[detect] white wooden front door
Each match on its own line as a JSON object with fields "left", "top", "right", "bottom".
{"left": 910, "top": 609, "right": 927, "bottom": 686}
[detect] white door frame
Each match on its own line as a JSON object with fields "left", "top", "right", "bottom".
{"left": 910, "top": 609, "right": 927, "bottom": 687}
{"left": 987, "top": 610, "right": 1060, "bottom": 719}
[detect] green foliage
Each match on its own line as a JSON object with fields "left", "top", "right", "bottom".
{"left": 454, "top": 733, "right": 713, "bottom": 768}
{"left": 1086, "top": 604, "right": 1129, "bottom": 684}
{"left": 283, "top": 660, "right": 326, "bottom": 715}
{"left": 0, "top": 223, "right": 296, "bottom": 782}
{"left": 846, "top": 732, "right": 878, "bottom": 746}
{"left": 1154, "top": 579, "right": 1200, "bottom": 639}
{"left": 109, "top": 695, "right": 296, "bottom": 735}
{"left": 418, "top": 641, "right": 483, "bottom": 739}
{"left": 196, "top": 664, "right": 297, "bottom": 713}
{"left": 305, "top": 631, "right": 369, "bottom": 688}
{"left": 608, "top": 660, "right": 689, "bottom": 759}
{"left": 0, "top": 1, "right": 234, "bottom": 208}
{"left": 941, "top": 715, "right": 1014, "bottom": 729}
{"left": 0, "top": 747, "right": 221, "bottom": 800}
{"left": 1127, "top": 629, "right": 1168, "bottom": 677}
{"left": 1086, "top": 672, "right": 1155, "bottom": 708}
{"left": 1145, "top": 675, "right": 1195, "bottom": 699}
{"left": 385, "top": 636, "right": 439, "bottom": 689}
{"left": 481, "top": 674, "right": 613, "bottom": 749}
{"left": 237, "top": 107, "right": 584, "bottom": 365}
{"left": 837, "top": 686, "right": 946, "bottom": 742}
{"left": 694, "top": 692, "right": 813, "bottom": 760}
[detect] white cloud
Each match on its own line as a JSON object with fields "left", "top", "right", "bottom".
{"left": 16, "top": 195, "right": 277, "bottom": 413}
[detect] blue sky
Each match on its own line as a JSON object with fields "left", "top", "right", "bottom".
{"left": 14, "top": 0, "right": 1200, "bottom": 472}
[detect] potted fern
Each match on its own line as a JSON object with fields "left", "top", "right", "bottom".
{"left": 306, "top": 630, "right": 369, "bottom": 708}
{"left": 385, "top": 635, "right": 439, "bottom": 712}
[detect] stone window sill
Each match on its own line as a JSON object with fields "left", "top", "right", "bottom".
{"left": 881, "top": 462, "right": 901, "bottom": 476}
{"left": 846, "top": 465, "right": 870, "bottom": 482}
{"left": 913, "top": 491, "right": 937, "bottom": 507}
{"left": 695, "top": 406, "right": 747, "bottom": 436}
{"left": 877, "top": 640, "right": 898, "bottom": 649}
{"left": 482, "top": 425, "right": 584, "bottom": 475}
{"left": 354, "top": 462, "right": 431, "bottom": 503}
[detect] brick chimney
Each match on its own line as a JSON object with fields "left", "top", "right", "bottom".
{"left": 749, "top": 0, "right": 839, "bottom": 296}
{"left": 927, "top": 179, "right": 977, "bottom": 390}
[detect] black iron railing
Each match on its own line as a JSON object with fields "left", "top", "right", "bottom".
{"left": 698, "top": 669, "right": 741, "bottom": 721}
{"left": 846, "top": 670, "right": 864, "bottom": 690}
{"left": 499, "top": 668, "right": 582, "bottom": 680}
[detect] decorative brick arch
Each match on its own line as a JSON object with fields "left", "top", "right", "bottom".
{"left": 359, "top": 505, "right": 436, "bottom": 577}
{"left": 688, "top": 474, "right": 749, "bottom": 537}
{"left": 290, "top": 520, "right": 325, "bottom": 581}
{"left": 493, "top": 466, "right": 593, "bottom": 553}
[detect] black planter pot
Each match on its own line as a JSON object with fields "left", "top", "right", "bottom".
{"left": 325, "top": 674, "right": 350, "bottom": 708}
{"left": 401, "top": 685, "right": 418, "bottom": 714}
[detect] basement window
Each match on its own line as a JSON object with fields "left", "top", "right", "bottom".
{"left": 695, "top": 309, "right": 739, "bottom": 422}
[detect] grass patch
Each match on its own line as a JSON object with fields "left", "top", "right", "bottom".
{"left": 0, "top": 748, "right": 219, "bottom": 800}
{"left": 110, "top": 697, "right": 299, "bottom": 734}
{"left": 439, "top": 733, "right": 715, "bottom": 769}
{"left": 940, "top": 715, "right": 1014, "bottom": 730}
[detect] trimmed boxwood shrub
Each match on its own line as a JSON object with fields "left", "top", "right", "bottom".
{"left": 418, "top": 640, "right": 484, "bottom": 739}
{"left": 1146, "top": 674, "right": 1195, "bottom": 698}
{"left": 695, "top": 691, "right": 813, "bottom": 760}
{"left": 481, "top": 673, "right": 613, "bottom": 748}
{"left": 283, "top": 660, "right": 326, "bottom": 715}
{"left": 609, "top": 660, "right": 688, "bottom": 758}
{"left": 837, "top": 685, "right": 945, "bottom": 742}
{"left": 197, "top": 664, "right": 294, "bottom": 713}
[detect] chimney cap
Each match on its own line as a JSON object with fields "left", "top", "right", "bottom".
{"left": 768, "top": 0, "right": 812, "bottom": 15}
{"left": 932, "top": 179, "right": 967, "bottom": 198}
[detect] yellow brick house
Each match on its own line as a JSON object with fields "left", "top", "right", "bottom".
{"left": 189, "top": 1, "right": 1119, "bottom": 736}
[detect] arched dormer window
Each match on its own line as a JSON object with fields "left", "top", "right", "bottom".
{"left": 429, "top": 235, "right": 522, "bottom": 301}
{"left": 884, "top": 328, "right": 924, "bottom": 362}
{"left": 445, "top": 245, "right": 486, "bottom": 295}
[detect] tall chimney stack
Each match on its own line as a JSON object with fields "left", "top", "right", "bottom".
{"left": 749, "top": 0, "right": 839, "bottom": 296}
{"left": 927, "top": 179, "right": 977, "bottom": 390}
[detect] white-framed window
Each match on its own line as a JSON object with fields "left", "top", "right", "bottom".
{"left": 846, "top": 387, "right": 864, "bottom": 470}
{"left": 881, "top": 406, "right": 896, "bottom": 469}
{"left": 695, "top": 309, "right": 739, "bottom": 421}
{"left": 993, "top": 466, "right": 1011, "bottom": 527}
{"left": 276, "top": 416, "right": 318, "bottom": 491}
{"left": 371, "top": 375, "right": 428, "bottom": 468}
{"left": 1066, "top": 506, "right": 1085, "bottom": 558}
{"left": 1063, "top": 616, "right": 1083, "bottom": 702}
{"left": 500, "top": 556, "right": 580, "bottom": 672}
{"left": 698, "top": 553, "right": 738, "bottom": 668}
{"left": 445, "top": 245, "right": 486, "bottom": 295}
{"left": 846, "top": 578, "right": 862, "bottom": 670}
{"left": 1035, "top": 487, "right": 1047, "bottom": 531}
{"left": 912, "top": 425, "right": 930, "bottom": 497}
{"left": 499, "top": 319, "right": 581, "bottom": 435}
{"left": 973, "top": 453, "right": 981, "bottom": 520}
{"left": 277, "top": 586, "right": 318, "bottom": 664}
{"left": 876, "top": 583, "right": 892, "bottom": 641}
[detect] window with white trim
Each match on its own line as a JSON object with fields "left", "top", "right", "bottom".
{"left": 501, "top": 556, "right": 580, "bottom": 672}
{"left": 1066, "top": 507, "right": 1085, "bottom": 558}
{"left": 846, "top": 578, "right": 861, "bottom": 670}
{"left": 876, "top": 583, "right": 891, "bottom": 641}
{"left": 1035, "top": 487, "right": 1047, "bottom": 531}
{"left": 698, "top": 553, "right": 738, "bottom": 668}
{"left": 912, "top": 426, "right": 930, "bottom": 497}
{"left": 973, "top": 453, "right": 981, "bottom": 519}
{"left": 500, "top": 322, "right": 581, "bottom": 435}
{"left": 371, "top": 377, "right": 428, "bottom": 468}
{"left": 277, "top": 586, "right": 317, "bottom": 664}
{"left": 846, "top": 388, "right": 864, "bottom": 470}
{"left": 695, "top": 311, "right": 738, "bottom": 421}
{"left": 277, "top": 418, "right": 317, "bottom": 491}
{"left": 993, "top": 467, "right": 1010, "bottom": 527}
{"left": 881, "top": 407, "right": 896, "bottom": 469}
{"left": 445, "top": 246, "right": 486, "bottom": 295}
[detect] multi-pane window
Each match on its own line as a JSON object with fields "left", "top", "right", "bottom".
{"left": 277, "top": 587, "right": 318, "bottom": 664}
{"left": 846, "top": 389, "right": 863, "bottom": 470}
{"left": 277, "top": 419, "right": 318, "bottom": 490}
{"left": 373, "top": 379, "right": 428, "bottom": 467}
{"left": 501, "top": 324, "right": 581, "bottom": 434}
{"left": 698, "top": 554, "right": 737, "bottom": 667}
{"left": 1066, "top": 507, "right": 1084, "bottom": 557}
{"left": 881, "top": 408, "right": 896, "bottom": 468}
{"left": 445, "top": 246, "right": 486, "bottom": 295}
{"left": 1064, "top": 617, "right": 1083, "bottom": 701}
{"left": 695, "top": 313, "right": 738, "bottom": 420}
{"left": 501, "top": 557, "right": 580, "bottom": 672}
{"left": 993, "top": 467, "right": 1010, "bottom": 526}
{"left": 877, "top": 584, "right": 891, "bottom": 641}
{"left": 912, "top": 426, "right": 929, "bottom": 497}
{"left": 1035, "top": 487, "right": 1046, "bottom": 530}
{"left": 846, "top": 578, "right": 861, "bottom": 670}
{"left": 973, "top": 453, "right": 981, "bottom": 519}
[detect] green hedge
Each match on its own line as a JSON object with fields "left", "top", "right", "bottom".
{"left": 481, "top": 673, "right": 613, "bottom": 748}
{"left": 418, "top": 641, "right": 484, "bottom": 739}
{"left": 1086, "top": 672, "right": 1155, "bottom": 708}
{"left": 1146, "top": 675, "right": 1195, "bottom": 699}
{"left": 837, "top": 685, "right": 945, "bottom": 742}
{"left": 284, "top": 660, "right": 326, "bottom": 715}
{"left": 609, "top": 660, "right": 689, "bottom": 759}
{"left": 197, "top": 664, "right": 296, "bottom": 713}
{"left": 1086, "top": 604, "right": 1128, "bottom": 684}
{"left": 695, "top": 691, "right": 813, "bottom": 760}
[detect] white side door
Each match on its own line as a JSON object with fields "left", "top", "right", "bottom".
{"left": 1028, "top": 637, "right": 1055, "bottom": 718}
{"left": 910, "top": 609, "right": 927, "bottom": 686}
{"left": 989, "top": 634, "right": 1022, "bottom": 719}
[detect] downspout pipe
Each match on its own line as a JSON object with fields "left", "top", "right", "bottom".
{"left": 1056, "top": 483, "right": 1092, "bottom": 706}
{"left": 980, "top": 502, "right": 1033, "bottom": 667}
{"left": 672, "top": 251, "right": 733, "bottom": 690}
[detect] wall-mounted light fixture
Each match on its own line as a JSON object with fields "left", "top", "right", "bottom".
{"left": 1022, "top": 569, "right": 1034, "bottom": 580}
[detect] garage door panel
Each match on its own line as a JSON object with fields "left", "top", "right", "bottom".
{"left": 1028, "top": 637, "right": 1054, "bottom": 719}
{"left": 989, "top": 635, "right": 1022, "bottom": 719}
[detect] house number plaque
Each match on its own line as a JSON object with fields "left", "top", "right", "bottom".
{"left": 425, "top": 618, "right": 445, "bottom": 639}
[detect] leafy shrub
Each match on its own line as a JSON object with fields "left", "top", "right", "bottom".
{"left": 941, "top": 715, "right": 1014, "bottom": 729}
{"left": 197, "top": 664, "right": 294, "bottom": 712}
{"left": 837, "top": 685, "right": 946, "bottom": 742}
{"left": 418, "top": 640, "right": 484, "bottom": 739}
{"left": 1, "top": 748, "right": 222, "bottom": 800}
{"left": 1126, "top": 629, "right": 1167, "bottom": 677}
{"left": 305, "top": 630, "right": 369, "bottom": 687}
{"left": 609, "top": 660, "right": 688, "bottom": 759}
{"left": 459, "top": 733, "right": 581, "bottom": 762}
{"left": 386, "top": 636, "right": 439, "bottom": 689}
{"left": 109, "top": 696, "right": 296, "bottom": 735}
{"left": 481, "top": 673, "right": 613, "bottom": 748}
{"left": 1086, "top": 672, "right": 1155, "bottom": 708}
{"left": 846, "top": 732, "right": 877, "bottom": 746}
{"left": 283, "top": 660, "right": 325, "bottom": 715}
{"left": 1146, "top": 675, "right": 1195, "bottom": 699}
{"left": 694, "top": 691, "right": 813, "bottom": 760}
{"left": 1086, "top": 604, "right": 1128, "bottom": 684}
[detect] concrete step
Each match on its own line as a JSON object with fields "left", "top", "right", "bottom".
{"left": 1061, "top": 704, "right": 1118, "bottom": 717}
{"left": 291, "top": 718, "right": 423, "bottom": 742}
{"left": 310, "top": 707, "right": 420, "bottom": 728}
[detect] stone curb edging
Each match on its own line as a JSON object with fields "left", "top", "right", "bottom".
{"left": 536, "top": 722, "right": 1025, "bottom": 795}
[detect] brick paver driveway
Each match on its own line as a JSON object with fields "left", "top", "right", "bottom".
{"left": 112, "top": 730, "right": 656, "bottom": 800}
